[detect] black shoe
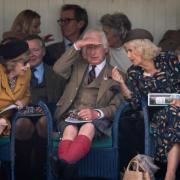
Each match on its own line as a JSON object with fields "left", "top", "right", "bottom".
{"left": 51, "top": 157, "right": 78, "bottom": 180}
{"left": 51, "top": 156, "right": 62, "bottom": 178}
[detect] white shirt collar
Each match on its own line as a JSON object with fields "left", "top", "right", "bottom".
{"left": 88, "top": 59, "right": 106, "bottom": 77}
{"left": 64, "top": 38, "right": 73, "bottom": 49}
{"left": 33, "top": 62, "right": 44, "bottom": 84}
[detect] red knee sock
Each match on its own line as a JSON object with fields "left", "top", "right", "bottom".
{"left": 61, "top": 135, "right": 91, "bottom": 164}
{"left": 58, "top": 139, "right": 72, "bottom": 159}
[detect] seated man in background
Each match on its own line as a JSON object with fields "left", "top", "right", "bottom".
{"left": 15, "top": 35, "right": 66, "bottom": 180}
{"left": 53, "top": 28, "right": 123, "bottom": 179}
{"left": 158, "top": 29, "right": 180, "bottom": 52}
{"left": 100, "top": 12, "right": 132, "bottom": 73}
{"left": 44, "top": 4, "right": 88, "bottom": 66}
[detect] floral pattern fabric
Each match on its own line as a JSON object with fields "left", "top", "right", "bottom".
{"left": 127, "top": 51, "right": 180, "bottom": 162}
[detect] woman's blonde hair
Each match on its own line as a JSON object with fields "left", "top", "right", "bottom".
{"left": 124, "top": 39, "right": 161, "bottom": 60}
{"left": 11, "top": 9, "right": 40, "bottom": 34}
{"left": 3, "top": 51, "right": 29, "bottom": 72}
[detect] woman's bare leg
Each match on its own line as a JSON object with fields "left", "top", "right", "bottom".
{"left": 165, "top": 143, "right": 180, "bottom": 180}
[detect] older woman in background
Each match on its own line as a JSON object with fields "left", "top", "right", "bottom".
{"left": 112, "top": 29, "right": 180, "bottom": 180}
{"left": 100, "top": 12, "right": 132, "bottom": 73}
{"left": 0, "top": 40, "right": 30, "bottom": 135}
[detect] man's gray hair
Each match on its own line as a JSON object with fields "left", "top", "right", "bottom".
{"left": 83, "top": 28, "right": 109, "bottom": 49}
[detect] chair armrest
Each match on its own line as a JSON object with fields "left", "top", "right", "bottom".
{"left": 141, "top": 99, "right": 154, "bottom": 156}
{"left": 112, "top": 101, "right": 130, "bottom": 148}
{"left": 38, "top": 101, "right": 54, "bottom": 154}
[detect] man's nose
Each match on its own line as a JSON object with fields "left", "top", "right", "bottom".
{"left": 90, "top": 48, "right": 97, "bottom": 55}
{"left": 37, "top": 28, "right": 41, "bottom": 34}
{"left": 127, "top": 52, "right": 131, "bottom": 58}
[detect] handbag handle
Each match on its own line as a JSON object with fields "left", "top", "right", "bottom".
{"left": 126, "top": 159, "right": 145, "bottom": 172}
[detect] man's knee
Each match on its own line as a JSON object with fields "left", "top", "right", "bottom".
{"left": 79, "top": 123, "right": 95, "bottom": 140}
{"left": 63, "top": 125, "right": 78, "bottom": 140}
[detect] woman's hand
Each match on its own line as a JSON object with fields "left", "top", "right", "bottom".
{"left": 15, "top": 100, "right": 25, "bottom": 109}
{"left": 112, "top": 67, "right": 125, "bottom": 84}
{"left": 171, "top": 99, "right": 180, "bottom": 107}
{"left": 43, "top": 34, "right": 54, "bottom": 43}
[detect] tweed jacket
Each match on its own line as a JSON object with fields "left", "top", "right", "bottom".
{"left": 0, "top": 64, "right": 31, "bottom": 110}
{"left": 45, "top": 41, "right": 66, "bottom": 66}
{"left": 53, "top": 47, "right": 123, "bottom": 123}
{"left": 30, "top": 63, "right": 66, "bottom": 105}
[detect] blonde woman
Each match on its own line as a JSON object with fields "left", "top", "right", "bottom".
{"left": 3, "top": 9, "right": 52, "bottom": 42}
{"left": 112, "top": 29, "right": 180, "bottom": 180}
{"left": 0, "top": 40, "right": 30, "bottom": 136}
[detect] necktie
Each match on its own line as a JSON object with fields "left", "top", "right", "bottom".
{"left": 30, "top": 68, "right": 39, "bottom": 88}
{"left": 68, "top": 42, "right": 73, "bottom": 48}
{"left": 88, "top": 65, "right": 96, "bottom": 84}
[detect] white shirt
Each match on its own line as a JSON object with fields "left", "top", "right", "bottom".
{"left": 64, "top": 38, "right": 73, "bottom": 49}
{"left": 33, "top": 62, "right": 44, "bottom": 84}
{"left": 88, "top": 59, "right": 106, "bottom": 78}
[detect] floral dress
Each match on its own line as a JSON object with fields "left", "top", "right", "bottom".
{"left": 127, "top": 51, "right": 180, "bottom": 162}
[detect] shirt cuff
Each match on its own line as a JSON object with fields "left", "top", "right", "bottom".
{"left": 94, "top": 109, "right": 105, "bottom": 119}
{"left": 73, "top": 43, "right": 81, "bottom": 51}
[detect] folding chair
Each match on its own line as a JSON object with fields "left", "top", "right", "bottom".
{"left": 37, "top": 101, "right": 54, "bottom": 180}
{"left": 141, "top": 99, "right": 155, "bottom": 157}
{"left": 46, "top": 101, "right": 131, "bottom": 180}
{"left": 0, "top": 112, "right": 18, "bottom": 180}
{"left": 0, "top": 101, "right": 55, "bottom": 180}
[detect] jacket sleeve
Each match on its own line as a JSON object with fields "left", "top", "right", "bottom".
{"left": 100, "top": 93, "right": 123, "bottom": 121}
{"left": 53, "top": 47, "right": 81, "bottom": 80}
{"left": 20, "top": 68, "right": 31, "bottom": 106}
{"left": 21, "top": 87, "right": 30, "bottom": 106}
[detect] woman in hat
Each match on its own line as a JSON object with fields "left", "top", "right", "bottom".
{"left": 112, "top": 29, "right": 180, "bottom": 180}
{"left": 0, "top": 40, "right": 31, "bottom": 136}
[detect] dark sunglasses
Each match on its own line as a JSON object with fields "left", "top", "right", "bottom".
{"left": 57, "top": 18, "right": 76, "bottom": 25}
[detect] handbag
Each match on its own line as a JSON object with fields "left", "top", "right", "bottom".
{"left": 123, "top": 159, "right": 151, "bottom": 180}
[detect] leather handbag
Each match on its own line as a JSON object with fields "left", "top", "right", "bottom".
{"left": 123, "top": 159, "right": 151, "bottom": 180}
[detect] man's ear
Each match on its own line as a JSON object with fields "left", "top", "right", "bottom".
{"left": 105, "top": 48, "right": 109, "bottom": 54}
{"left": 78, "top": 20, "right": 85, "bottom": 29}
{"left": 42, "top": 47, "right": 46, "bottom": 57}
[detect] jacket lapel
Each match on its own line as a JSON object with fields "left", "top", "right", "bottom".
{"left": 77, "top": 59, "right": 88, "bottom": 87}
{"left": 97, "top": 64, "right": 113, "bottom": 102}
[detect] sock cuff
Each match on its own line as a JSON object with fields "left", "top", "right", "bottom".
{"left": 75, "top": 134, "right": 91, "bottom": 143}
{"left": 58, "top": 139, "right": 73, "bottom": 159}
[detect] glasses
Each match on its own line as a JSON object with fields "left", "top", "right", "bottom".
{"left": 57, "top": 18, "right": 76, "bottom": 25}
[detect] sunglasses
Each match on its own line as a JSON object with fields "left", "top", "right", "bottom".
{"left": 57, "top": 18, "right": 76, "bottom": 25}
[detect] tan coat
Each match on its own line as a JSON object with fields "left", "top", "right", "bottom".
{"left": 53, "top": 47, "right": 123, "bottom": 124}
{"left": 0, "top": 64, "right": 31, "bottom": 110}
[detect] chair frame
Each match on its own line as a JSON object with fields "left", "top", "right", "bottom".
{"left": 44, "top": 100, "right": 130, "bottom": 180}
{"left": 0, "top": 112, "right": 18, "bottom": 180}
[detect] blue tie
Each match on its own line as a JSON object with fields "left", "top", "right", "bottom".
{"left": 88, "top": 65, "right": 96, "bottom": 84}
{"left": 30, "top": 68, "right": 39, "bottom": 87}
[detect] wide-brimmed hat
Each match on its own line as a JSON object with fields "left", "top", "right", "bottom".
{"left": 0, "top": 40, "right": 29, "bottom": 62}
{"left": 124, "top": 28, "right": 153, "bottom": 43}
